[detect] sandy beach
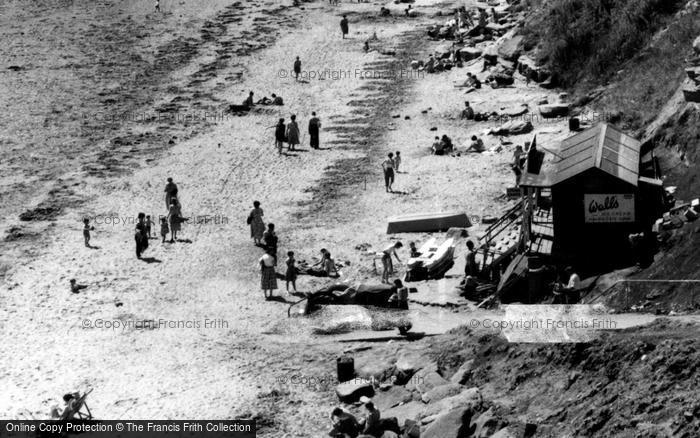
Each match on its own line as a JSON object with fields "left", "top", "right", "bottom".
{"left": 5, "top": 0, "right": 697, "bottom": 436}
{"left": 0, "top": 0, "right": 563, "bottom": 427}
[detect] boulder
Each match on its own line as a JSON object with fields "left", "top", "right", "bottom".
{"left": 422, "top": 407, "right": 475, "bottom": 438}
{"left": 459, "top": 47, "right": 483, "bottom": 61}
{"left": 497, "top": 35, "right": 523, "bottom": 61}
{"left": 336, "top": 381, "right": 374, "bottom": 403}
{"left": 482, "top": 46, "right": 498, "bottom": 65}
{"left": 422, "top": 388, "right": 483, "bottom": 418}
{"left": 489, "top": 120, "right": 533, "bottom": 136}
{"left": 694, "top": 35, "right": 700, "bottom": 55}
{"left": 421, "top": 383, "right": 464, "bottom": 403}
{"left": 470, "top": 408, "right": 502, "bottom": 437}
{"left": 383, "top": 401, "right": 426, "bottom": 425}
{"left": 492, "top": 427, "right": 517, "bottom": 438}
{"left": 539, "top": 103, "right": 569, "bottom": 118}
{"left": 395, "top": 350, "right": 434, "bottom": 381}
{"left": 517, "top": 55, "right": 550, "bottom": 83}
{"left": 450, "top": 359, "right": 475, "bottom": 385}
{"left": 411, "top": 371, "right": 449, "bottom": 395}
{"left": 355, "top": 351, "right": 396, "bottom": 383}
{"left": 373, "top": 385, "right": 413, "bottom": 410}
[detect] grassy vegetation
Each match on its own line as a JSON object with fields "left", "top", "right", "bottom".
{"left": 523, "top": 0, "right": 700, "bottom": 130}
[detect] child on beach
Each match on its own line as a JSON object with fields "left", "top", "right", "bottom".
{"left": 145, "top": 215, "right": 153, "bottom": 238}
{"left": 160, "top": 217, "right": 169, "bottom": 243}
{"left": 285, "top": 251, "right": 298, "bottom": 293}
{"left": 394, "top": 151, "right": 402, "bottom": 173}
{"left": 82, "top": 218, "right": 94, "bottom": 247}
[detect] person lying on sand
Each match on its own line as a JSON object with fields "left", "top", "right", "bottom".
{"left": 257, "top": 93, "right": 284, "bottom": 105}
{"left": 70, "top": 279, "right": 88, "bottom": 294}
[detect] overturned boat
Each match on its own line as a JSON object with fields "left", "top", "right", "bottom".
{"left": 405, "top": 237, "right": 456, "bottom": 282}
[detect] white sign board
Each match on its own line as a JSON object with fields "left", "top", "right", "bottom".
{"left": 584, "top": 194, "right": 635, "bottom": 223}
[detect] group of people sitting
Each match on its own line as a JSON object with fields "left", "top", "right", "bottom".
{"left": 329, "top": 399, "right": 411, "bottom": 438}
{"left": 230, "top": 91, "right": 284, "bottom": 113}
{"left": 301, "top": 248, "right": 340, "bottom": 278}
{"left": 431, "top": 134, "right": 454, "bottom": 155}
{"left": 420, "top": 50, "right": 463, "bottom": 74}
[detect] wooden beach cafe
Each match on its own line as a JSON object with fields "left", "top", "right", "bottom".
{"left": 517, "top": 123, "right": 665, "bottom": 272}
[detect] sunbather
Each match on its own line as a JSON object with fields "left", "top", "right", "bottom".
{"left": 388, "top": 279, "right": 409, "bottom": 310}
{"left": 467, "top": 135, "right": 485, "bottom": 153}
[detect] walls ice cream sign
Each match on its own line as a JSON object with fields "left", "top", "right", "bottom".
{"left": 584, "top": 194, "right": 635, "bottom": 223}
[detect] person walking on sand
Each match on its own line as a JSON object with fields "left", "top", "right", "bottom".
{"left": 275, "top": 118, "right": 286, "bottom": 155}
{"left": 308, "top": 112, "right": 321, "bottom": 149}
{"left": 159, "top": 217, "right": 169, "bottom": 243}
{"left": 248, "top": 201, "right": 265, "bottom": 245}
{"left": 164, "top": 177, "right": 178, "bottom": 210}
{"left": 168, "top": 196, "right": 182, "bottom": 243}
{"left": 394, "top": 151, "right": 402, "bottom": 173}
{"left": 285, "top": 251, "right": 298, "bottom": 293}
{"left": 293, "top": 56, "right": 301, "bottom": 81}
{"left": 382, "top": 152, "right": 396, "bottom": 193}
{"left": 260, "top": 249, "right": 278, "bottom": 300}
{"left": 83, "top": 218, "right": 94, "bottom": 247}
{"left": 340, "top": 15, "right": 349, "bottom": 39}
{"left": 286, "top": 115, "right": 300, "bottom": 151}
{"left": 135, "top": 212, "right": 149, "bottom": 259}
{"left": 381, "top": 241, "right": 403, "bottom": 283}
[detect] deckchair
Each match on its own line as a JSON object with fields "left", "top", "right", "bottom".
{"left": 59, "top": 389, "right": 94, "bottom": 421}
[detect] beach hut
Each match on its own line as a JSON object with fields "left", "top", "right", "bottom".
{"left": 520, "top": 123, "right": 663, "bottom": 271}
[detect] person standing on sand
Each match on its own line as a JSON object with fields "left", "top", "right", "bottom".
{"left": 285, "top": 251, "right": 298, "bottom": 293}
{"left": 248, "top": 201, "right": 265, "bottom": 245}
{"left": 382, "top": 152, "right": 396, "bottom": 193}
{"left": 465, "top": 240, "right": 479, "bottom": 277}
{"left": 293, "top": 56, "right": 301, "bottom": 81}
{"left": 155, "top": 0, "right": 160, "bottom": 13}
{"left": 83, "top": 218, "right": 95, "bottom": 248}
{"left": 340, "top": 15, "right": 349, "bottom": 39}
{"left": 160, "top": 217, "right": 169, "bottom": 243}
{"left": 168, "top": 196, "right": 182, "bottom": 243}
{"left": 135, "top": 212, "right": 149, "bottom": 259}
{"left": 263, "top": 223, "right": 278, "bottom": 259}
{"left": 394, "top": 151, "right": 402, "bottom": 173}
{"left": 275, "top": 118, "right": 286, "bottom": 155}
{"left": 164, "top": 177, "right": 178, "bottom": 210}
{"left": 260, "top": 249, "right": 278, "bottom": 300}
{"left": 381, "top": 241, "right": 403, "bottom": 283}
{"left": 286, "top": 115, "right": 300, "bottom": 151}
{"left": 308, "top": 112, "right": 321, "bottom": 149}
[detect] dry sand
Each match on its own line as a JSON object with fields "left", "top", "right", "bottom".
{"left": 0, "top": 0, "right": 573, "bottom": 436}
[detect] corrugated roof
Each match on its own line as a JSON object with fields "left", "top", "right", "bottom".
{"left": 553, "top": 123, "right": 640, "bottom": 186}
